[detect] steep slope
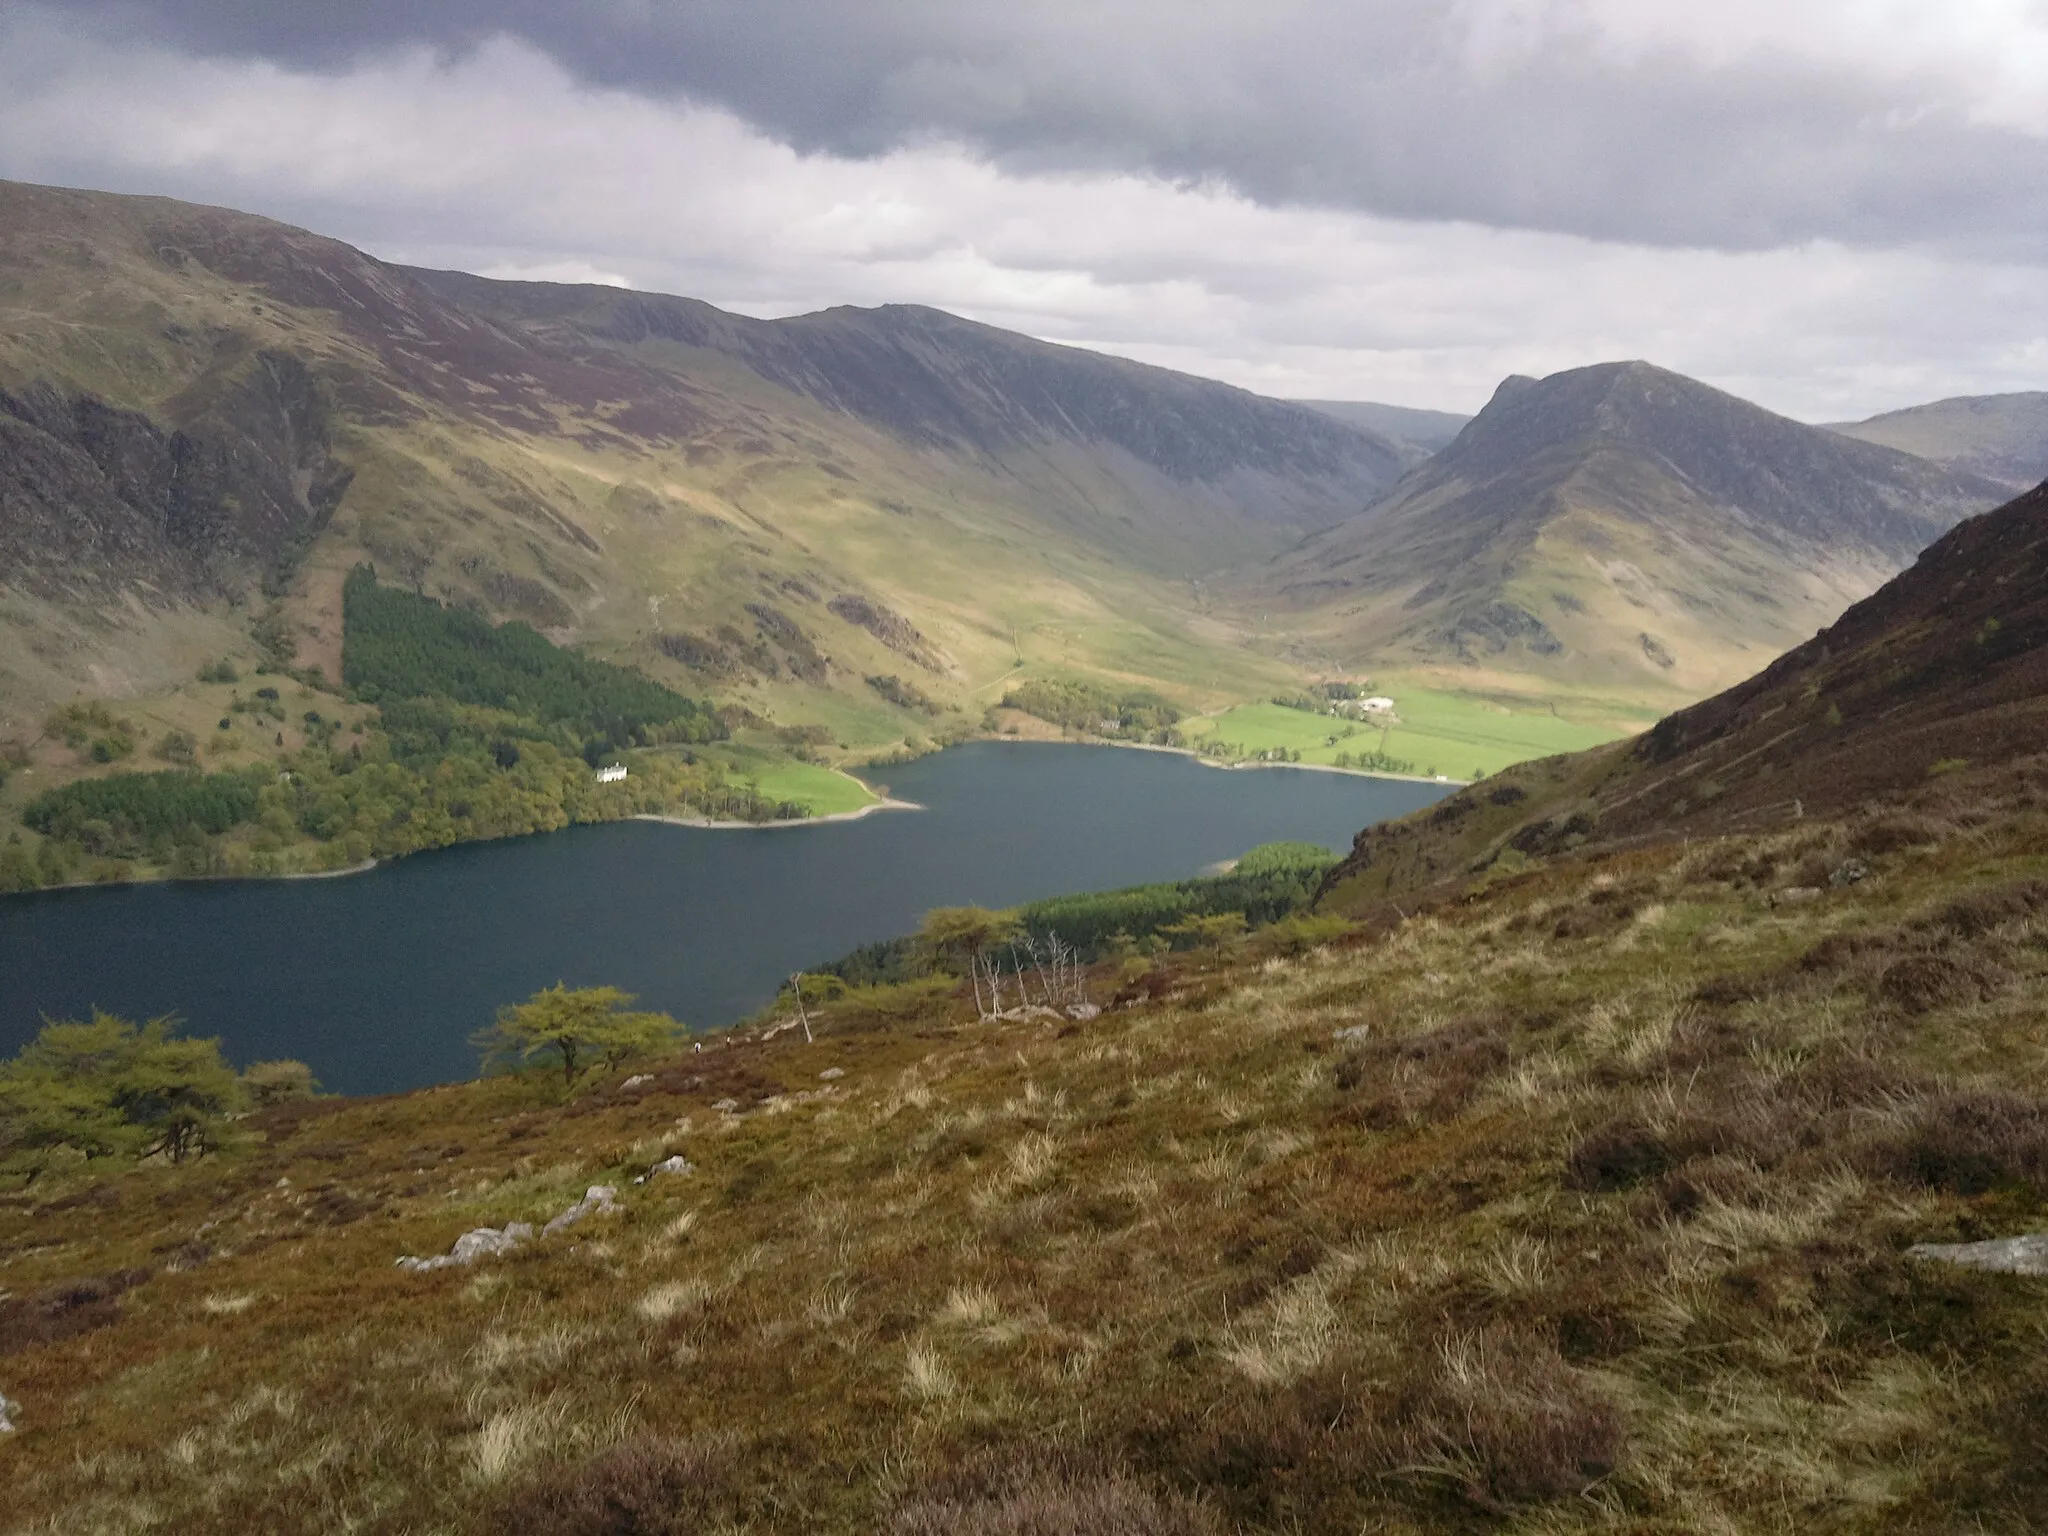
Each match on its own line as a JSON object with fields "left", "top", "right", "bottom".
{"left": 12, "top": 668, "right": 2048, "bottom": 1530}
{"left": 413, "top": 271, "right": 1410, "bottom": 569}
{"left": 1245, "top": 362, "right": 2007, "bottom": 704}
{"left": 0, "top": 178, "right": 1403, "bottom": 741}
{"left": 1831, "top": 391, "right": 2048, "bottom": 491}
{"left": 1292, "top": 397, "right": 1472, "bottom": 455}
{"left": 1322, "top": 476, "right": 2048, "bottom": 911}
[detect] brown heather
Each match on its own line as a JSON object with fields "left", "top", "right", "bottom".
{"left": 8, "top": 774, "right": 2048, "bottom": 1531}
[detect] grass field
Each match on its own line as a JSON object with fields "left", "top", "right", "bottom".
{"left": 1184, "top": 688, "right": 1630, "bottom": 780}
{"left": 728, "top": 757, "right": 881, "bottom": 818}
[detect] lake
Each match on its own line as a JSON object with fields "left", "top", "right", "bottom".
{"left": 0, "top": 743, "right": 1447, "bottom": 1094}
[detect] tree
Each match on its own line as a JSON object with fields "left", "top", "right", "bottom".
{"left": 918, "top": 906, "right": 1023, "bottom": 1019}
{"left": 242, "top": 1059, "right": 319, "bottom": 1106}
{"left": 0, "top": 1012, "right": 246, "bottom": 1181}
{"left": 1160, "top": 911, "right": 1249, "bottom": 952}
{"left": 475, "top": 984, "right": 679, "bottom": 1087}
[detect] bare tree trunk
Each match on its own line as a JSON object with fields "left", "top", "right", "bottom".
{"left": 788, "top": 972, "right": 812, "bottom": 1043}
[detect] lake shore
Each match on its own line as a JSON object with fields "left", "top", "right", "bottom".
{"left": 964, "top": 733, "right": 1467, "bottom": 788}
{"left": 633, "top": 796, "right": 922, "bottom": 832}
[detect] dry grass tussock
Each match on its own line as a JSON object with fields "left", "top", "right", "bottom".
{"left": 8, "top": 788, "right": 2048, "bottom": 1530}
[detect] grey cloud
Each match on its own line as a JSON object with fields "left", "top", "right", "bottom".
{"left": 33, "top": 0, "right": 2048, "bottom": 255}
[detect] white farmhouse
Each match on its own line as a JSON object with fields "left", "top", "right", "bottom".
{"left": 596, "top": 764, "right": 629, "bottom": 784}
{"left": 1359, "top": 696, "right": 1396, "bottom": 713}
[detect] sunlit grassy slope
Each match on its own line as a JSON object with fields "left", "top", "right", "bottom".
{"left": 1185, "top": 686, "right": 1633, "bottom": 779}
{"left": 7, "top": 760, "right": 2048, "bottom": 1531}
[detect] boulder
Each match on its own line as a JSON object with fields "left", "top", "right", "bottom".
{"left": 634, "top": 1156, "right": 695, "bottom": 1186}
{"left": 543, "top": 1185, "right": 620, "bottom": 1237}
{"left": 0, "top": 1390, "right": 18, "bottom": 1433}
{"left": 396, "top": 1221, "right": 534, "bottom": 1273}
{"left": 1908, "top": 1233, "right": 2048, "bottom": 1276}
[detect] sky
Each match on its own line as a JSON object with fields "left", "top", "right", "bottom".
{"left": 3, "top": 1, "right": 2046, "bottom": 419}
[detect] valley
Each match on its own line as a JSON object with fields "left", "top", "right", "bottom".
{"left": 6, "top": 475, "right": 2048, "bottom": 1532}
{"left": 4, "top": 179, "right": 2041, "bottom": 900}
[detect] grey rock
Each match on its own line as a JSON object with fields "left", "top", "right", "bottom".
{"left": 543, "top": 1185, "right": 620, "bottom": 1237}
{"left": 619, "top": 1074, "right": 654, "bottom": 1092}
{"left": 1908, "top": 1233, "right": 2048, "bottom": 1276}
{"left": 818, "top": 1067, "right": 846, "bottom": 1081}
{"left": 636, "top": 1155, "right": 694, "bottom": 1186}
{"left": 1064, "top": 1002, "right": 1102, "bottom": 1022}
{"left": 1333, "top": 1025, "right": 1372, "bottom": 1042}
{"left": 396, "top": 1221, "right": 534, "bottom": 1272}
{"left": 711, "top": 1098, "right": 740, "bottom": 1113}
{"left": 1830, "top": 859, "right": 1872, "bottom": 888}
{"left": 0, "top": 1390, "right": 18, "bottom": 1433}
{"left": 1771, "top": 886, "right": 1824, "bottom": 907}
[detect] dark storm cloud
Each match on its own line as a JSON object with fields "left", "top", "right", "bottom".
{"left": 36, "top": 0, "right": 2048, "bottom": 255}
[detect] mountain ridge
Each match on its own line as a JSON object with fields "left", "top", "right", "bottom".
{"left": 1829, "top": 390, "right": 2048, "bottom": 491}
{"left": 1245, "top": 359, "right": 2008, "bottom": 702}
{"left": 1320, "top": 474, "right": 2048, "bottom": 913}
{"left": 0, "top": 177, "right": 1408, "bottom": 741}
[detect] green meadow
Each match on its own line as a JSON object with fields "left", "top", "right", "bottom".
{"left": 1184, "top": 688, "right": 1632, "bottom": 780}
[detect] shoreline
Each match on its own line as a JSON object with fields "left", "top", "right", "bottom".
{"left": 633, "top": 796, "right": 922, "bottom": 832}
{"left": 963, "top": 733, "right": 1467, "bottom": 788}
{"left": 276, "top": 858, "right": 380, "bottom": 881}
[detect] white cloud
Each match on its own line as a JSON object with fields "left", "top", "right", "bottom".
{"left": 0, "top": 11, "right": 2043, "bottom": 420}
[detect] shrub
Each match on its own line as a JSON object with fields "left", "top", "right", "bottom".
{"left": 485, "top": 1433, "right": 741, "bottom": 1536}
{"left": 241, "top": 1060, "right": 319, "bottom": 1106}
{"left": 1876, "top": 1089, "right": 2048, "bottom": 1195}
{"left": 1381, "top": 1327, "right": 1624, "bottom": 1510}
{"left": 1877, "top": 955, "right": 2004, "bottom": 1014}
{"left": 1333, "top": 1012, "right": 1515, "bottom": 1127}
{"left": 889, "top": 1448, "right": 1222, "bottom": 1536}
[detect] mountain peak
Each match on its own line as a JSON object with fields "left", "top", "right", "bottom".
{"left": 1251, "top": 359, "right": 2009, "bottom": 698}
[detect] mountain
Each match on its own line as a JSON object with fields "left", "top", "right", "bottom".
{"left": 415, "top": 273, "right": 1411, "bottom": 565}
{"left": 1292, "top": 398, "right": 1472, "bottom": 455}
{"left": 0, "top": 179, "right": 1406, "bottom": 738}
{"left": 1830, "top": 391, "right": 2048, "bottom": 491}
{"left": 1245, "top": 361, "right": 2008, "bottom": 703}
{"left": 1322, "top": 474, "right": 2048, "bottom": 911}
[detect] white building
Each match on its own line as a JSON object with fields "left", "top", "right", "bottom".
{"left": 596, "top": 764, "right": 629, "bottom": 783}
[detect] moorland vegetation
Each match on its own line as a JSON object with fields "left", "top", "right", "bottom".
{"left": 5, "top": 743, "right": 2048, "bottom": 1532}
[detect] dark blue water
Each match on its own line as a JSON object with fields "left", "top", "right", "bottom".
{"left": 0, "top": 743, "right": 1444, "bottom": 1093}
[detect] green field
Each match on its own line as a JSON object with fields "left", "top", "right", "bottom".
{"left": 735, "top": 758, "right": 881, "bottom": 818}
{"left": 1184, "top": 689, "right": 1631, "bottom": 780}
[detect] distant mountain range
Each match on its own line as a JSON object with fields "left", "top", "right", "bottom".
{"left": 0, "top": 176, "right": 2038, "bottom": 755}
{"left": 1245, "top": 361, "right": 2009, "bottom": 702}
{"left": 1829, "top": 392, "right": 2048, "bottom": 491}
{"left": 0, "top": 178, "right": 1405, "bottom": 733}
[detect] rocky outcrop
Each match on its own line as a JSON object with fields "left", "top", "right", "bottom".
{"left": 1908, "top": 1233, "right": 2048, "bottom": 1276}
{"left": 0, "top": 352, "right": 350, "bottom": 604}
{"left": 396, "top": 1185, "right": 622, "bottom": 1271}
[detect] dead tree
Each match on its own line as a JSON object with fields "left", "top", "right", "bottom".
{"left": 788, "top": 972, "right": 813, "bottom": 1043}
